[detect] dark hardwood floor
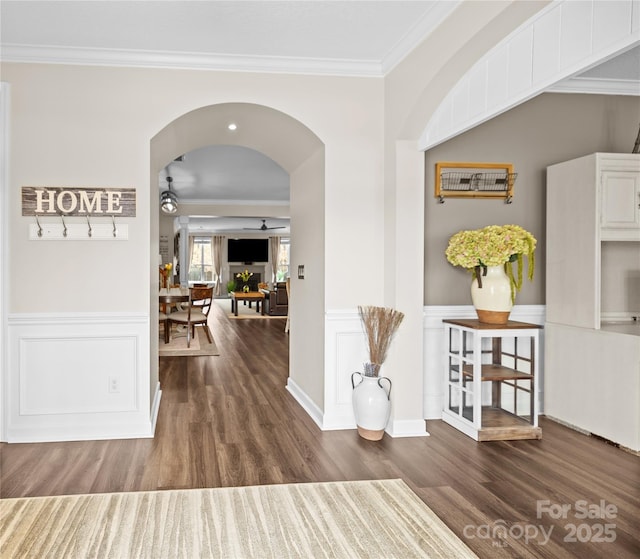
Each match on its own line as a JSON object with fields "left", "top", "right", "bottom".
{"left": 1, "top": 301, "right": 638, "bottom": 558}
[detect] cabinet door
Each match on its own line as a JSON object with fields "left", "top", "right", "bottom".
{"left": 601, "top": 171, "right": 640, "bottom": 239}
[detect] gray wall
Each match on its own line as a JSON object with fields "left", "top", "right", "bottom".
{"left": 424, "top": 92, "right": 640, "bottom": 305}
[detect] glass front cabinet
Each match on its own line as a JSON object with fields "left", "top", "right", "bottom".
{"left": 442, "top": 319, "right": 542, "bottom": 441}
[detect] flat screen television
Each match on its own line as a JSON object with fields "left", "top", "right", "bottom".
{"left": 227, "top": 238, "right": 269, "bottom": 263}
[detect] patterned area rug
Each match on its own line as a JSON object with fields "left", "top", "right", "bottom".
{"left": 158, "top": 327, "right": 219, "bottom": 357}
{"left": 0, "top": 479, "right": 477, "bottom": 558}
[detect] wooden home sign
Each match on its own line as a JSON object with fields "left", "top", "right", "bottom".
{"left": 22, "top": 187, "right": 136, "bottom": 217}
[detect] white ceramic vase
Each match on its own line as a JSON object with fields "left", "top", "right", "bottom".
{"left": 351, "top": 371, "right": 392, "bottom": 441}
{"left": 470, "top": 265, "right": 513, "bottom": 324}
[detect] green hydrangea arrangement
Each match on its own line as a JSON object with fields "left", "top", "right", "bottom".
{"left": 445, "top": 224, "right": 537, "bottom": 301}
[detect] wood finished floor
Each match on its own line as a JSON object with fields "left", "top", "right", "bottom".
{"left": 1, "top": 301, "right": 638, "bottom": 559}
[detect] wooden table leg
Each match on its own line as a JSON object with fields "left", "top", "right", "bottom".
{"left": 164, "top": 319, "right": 170, "bottom": 344}
{"left": 261, "top": 298, "right": 265, "bottom": 315}
{"left": 492, "top": 380, "right": 501, "bottom": 409}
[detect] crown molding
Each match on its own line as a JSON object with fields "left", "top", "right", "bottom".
{"left": 547, "top": 77, "right": 640, "bottom": 96}
{"left": 0, "top": 43, "right": 384, "bottom": 77}
{"left": 381, "top": 0, "right": 461, "bottom": 73}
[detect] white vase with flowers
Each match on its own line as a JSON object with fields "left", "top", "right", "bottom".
{"left": 446, "top": 224, "right": 537, "bottom": 324}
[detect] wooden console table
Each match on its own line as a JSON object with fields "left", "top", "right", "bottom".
{"left": 230, "top": 291, "right": 265, "bottom": 316}
{"left": 442, "top": 319, "right": 542, "bottom": 441}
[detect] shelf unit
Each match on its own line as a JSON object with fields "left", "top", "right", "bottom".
{"left": 442, "top": 319, "right": 542, "bottom": 442}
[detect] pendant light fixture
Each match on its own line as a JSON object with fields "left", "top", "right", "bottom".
{"left": 160, "top": 176, "right": 178, "bottom": 214}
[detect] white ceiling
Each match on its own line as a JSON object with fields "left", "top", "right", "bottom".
{"left": 3, "top": 1, "right": 637, "bottom": 233}
{"left": 162, "top": 146, "right": 290, "bottom": 205}
{"left": 578, "top": 46, "right": 640, "bottom": 80}
{"left": 0, "top": 0, "right": 458, "bottom": 76}
{"left": 160, "top": 145, "right": 291, "bottom": 233}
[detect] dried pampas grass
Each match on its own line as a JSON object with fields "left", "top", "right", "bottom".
{"left": 358, "top": 306, "right": 405, "bottom": 376}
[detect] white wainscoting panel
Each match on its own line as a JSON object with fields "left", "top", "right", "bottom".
{"left": 323, "top": 310, "right": 366, "bottom": 430}
{"left": 19, "top": 336, "right": 138, "bottom": 414}
{"left": 423, "top": 305, "right": 546, "bottom": 422}
{"left": 7, "top": 312, "right": 152, "bottom": 442}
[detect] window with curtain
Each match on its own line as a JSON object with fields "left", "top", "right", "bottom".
{"left": 276, "top": 238, "right": 290, "bottom": 281}
{"left": 212, "top": 235, "right": 224, "bottom": 295}
{"left": 188, "top": 236, "right": 213, "bottom": 282}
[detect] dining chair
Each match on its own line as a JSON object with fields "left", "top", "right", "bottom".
{"left": 167, "top": 286, "right": 214, "bottom": 348}
{"left": 159, "top": 311, "right": 169, "bottom": 344}
{"left": 169, "top": 284, "right": 190, "bottom": 313}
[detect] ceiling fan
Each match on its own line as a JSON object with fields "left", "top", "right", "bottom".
{"left": 243, "top": 219, "right": 286, "bottom": 231}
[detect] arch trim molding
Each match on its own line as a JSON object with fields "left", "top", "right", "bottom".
{"left": 419, "top": 0, "right": 640, "bottom": 151}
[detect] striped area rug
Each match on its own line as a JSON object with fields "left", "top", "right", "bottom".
{"left": 0, "top": 479, "right": 477, "bottom": 558}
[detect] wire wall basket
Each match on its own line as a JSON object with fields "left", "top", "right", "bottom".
{"left": 440, "top": 172, "right": 518, "bottom": 192}
{"left": 435, "top": 162, "right": 516, "bottom": 203}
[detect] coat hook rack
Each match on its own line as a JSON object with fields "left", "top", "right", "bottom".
{"left": 28, "top": 215, "right": 128, "bottom": 240}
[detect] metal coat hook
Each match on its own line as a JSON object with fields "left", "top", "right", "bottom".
{"left": 111, "top": 215, "right": 117, "bottom": 238}
{"left": 86, "top": 216, "right": 92, "bottom": 237}
{"left": 60, "top": 214, "right": 67, "bottom": 237}
{"left": 35, "top": 215, "right": 43, "bottom": 237}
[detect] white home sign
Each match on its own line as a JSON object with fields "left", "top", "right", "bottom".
{"left": 22, "top": 187, "right": 136, "bottom": 217}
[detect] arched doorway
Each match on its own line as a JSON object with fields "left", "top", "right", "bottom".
{"left": 149, "top": 103, "right": 325, "bottom": 408}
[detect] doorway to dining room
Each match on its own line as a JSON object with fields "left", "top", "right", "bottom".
{"left": 150, "top": 102, "right": 325, "bottom": 409}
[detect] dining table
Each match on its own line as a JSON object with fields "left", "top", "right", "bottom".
{"left": 159, "top": 287, "right": 189, "bottom": 343}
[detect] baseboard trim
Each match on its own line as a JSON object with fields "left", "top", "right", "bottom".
{"left": 288, "top": 375, "right": 431, "bottom": 437}
{"left": 151, "top": 382, "right": 162, "bottom": 436}
{"left": 386, "top": 418, "right": 430, "bottom": 438}
{"left": 286, "top": 377, "right": 325, "bottom": 430}
{"left": 6, "top": 415, "right": 154, "bottom": 443}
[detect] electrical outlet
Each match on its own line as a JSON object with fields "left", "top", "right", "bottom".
{"left": 109, "top": 377, "right": 120, "bottom": 393}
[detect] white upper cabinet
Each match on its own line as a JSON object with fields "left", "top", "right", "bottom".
{"left": 601, "top": 170, "right": 640, "bottom": 240}
{"left": 546, "top": 153, "right": 640, "bottom": 329}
